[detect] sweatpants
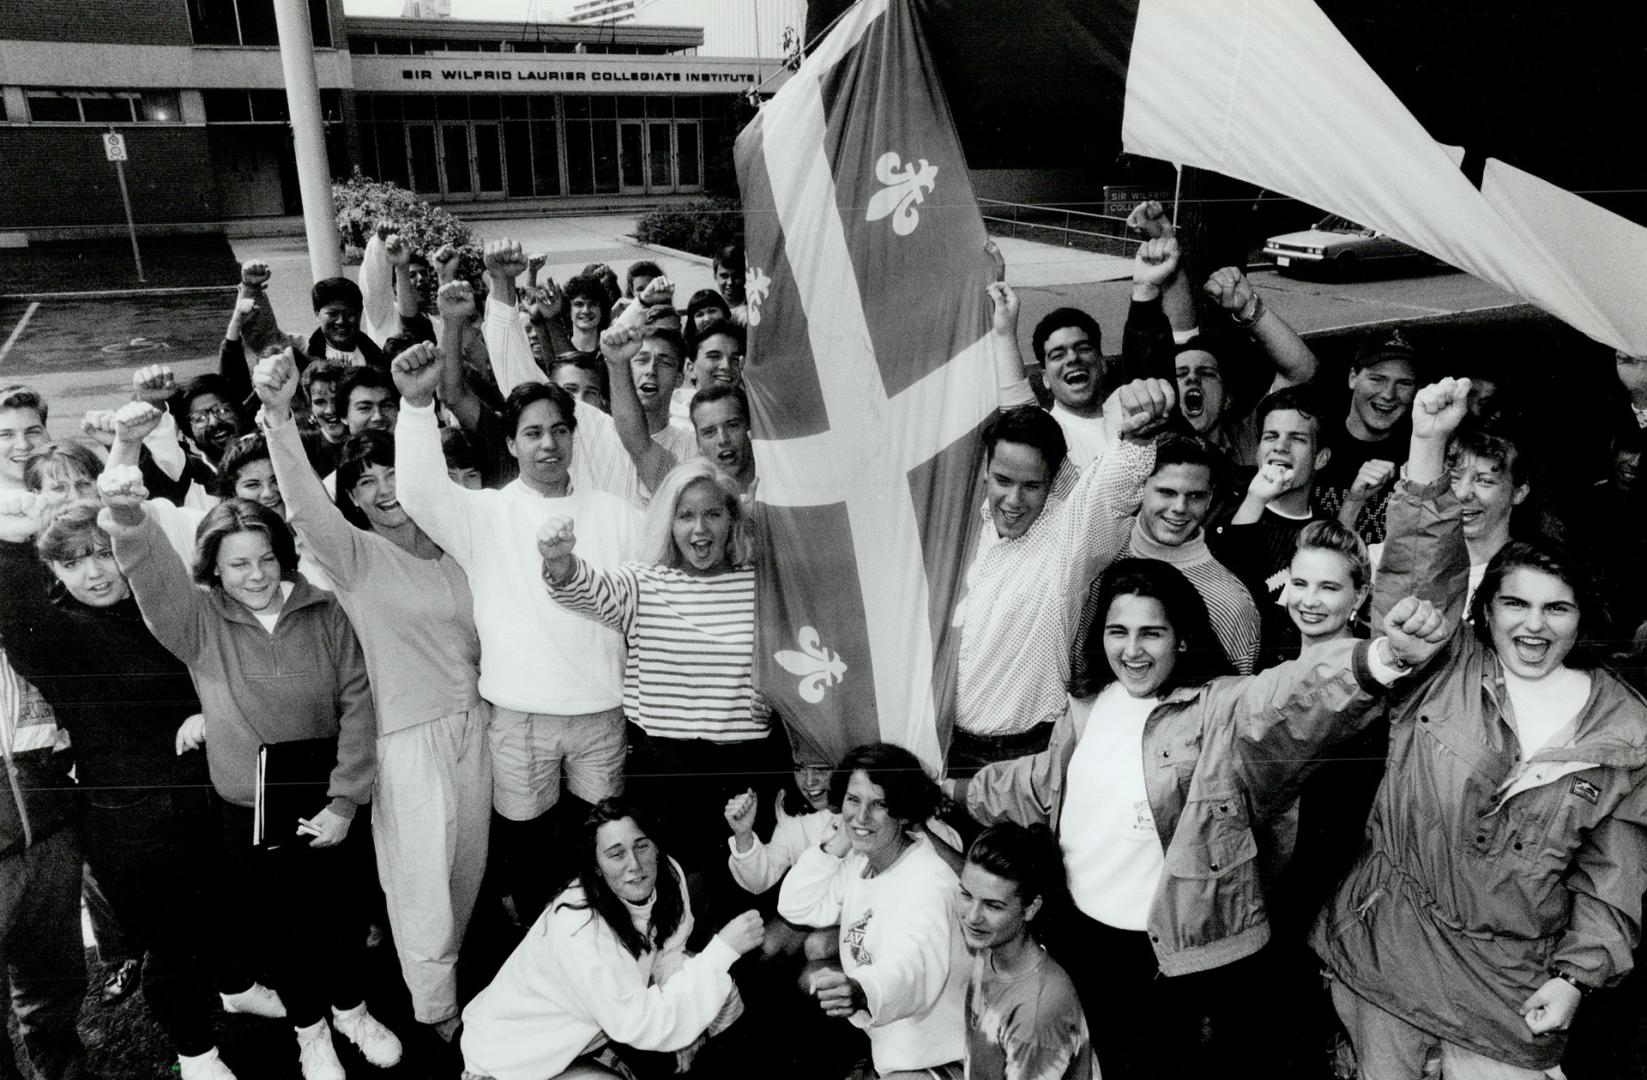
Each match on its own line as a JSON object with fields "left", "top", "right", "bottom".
{"left": 372, "top": 706, "right": 492, "bottom": 1024}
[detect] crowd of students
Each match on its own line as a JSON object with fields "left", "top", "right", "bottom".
{"left": 1, "top": 201, "right": 1645, "bottom": 1080}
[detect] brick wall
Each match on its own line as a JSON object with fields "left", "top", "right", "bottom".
{"left": 0, "top": 127, "right": 220, "bottom": 228}
{"left": 0, "top": 0, "right": 193, "bottom": 46}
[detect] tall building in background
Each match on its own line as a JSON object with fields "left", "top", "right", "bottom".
{"left": 566, "top": 0, "right": 639, "bottom": 24}
{"left": 554, "top": 0, "right": 805, "bottom": 57}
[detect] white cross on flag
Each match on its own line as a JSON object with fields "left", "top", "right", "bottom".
{"left": 735, "top": 0, "right": 999, "bottom": 770}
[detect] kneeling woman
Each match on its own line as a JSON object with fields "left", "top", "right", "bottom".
{"left": 951, "top": 558, "right": 1448, "bottom": 1080}
{"left": 461, "top": 799, "right": 763, "bottom": 1080}
{"left": 96, "top": 467, "right": 399, "bottom": 1078}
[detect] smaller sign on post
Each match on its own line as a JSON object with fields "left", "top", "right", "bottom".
{"left": 104, "top": 131, "right": 145, "bottom": 283}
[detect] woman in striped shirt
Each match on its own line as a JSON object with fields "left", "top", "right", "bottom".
{"left": 538, "top": 458, "right": 784, "bottom": 914}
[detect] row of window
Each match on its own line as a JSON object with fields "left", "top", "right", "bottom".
{"left": 186, "top": 0, "right": 333, "bottom": 48}
{"left": 347, "top": 36, "right": 680, "bottom": 57}
{"left": 15, "top": 89, "right": 344, "bottom": 126}
{"left": 356, "top": 94, "right": 717, "bottom": 123}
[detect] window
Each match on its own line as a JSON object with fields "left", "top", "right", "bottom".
{"left": 187, "top": 0, "right": 332, "bottom": 48}
{"left": 201, "top": 89, "right": 341, "bottom": 124}
{"left": 24, "top": 90, "right": 183, "bottom": 125}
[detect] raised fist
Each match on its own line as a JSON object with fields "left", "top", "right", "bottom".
{"left": 638, "top": 274, "right": 676, "bottom": 308}
{"left": 1127, "top": 200, "right": 1175, "bottom": 240}
{"left": 80, "top": 410, "right": 118, "bottom": 448}
{"left": 0, "top": 492, "right": 45, "bottom": 544}
{"left": 986, "top": 281, "right": 1020, "bottom": 336}
{"left": 1382, "top": 595, "right": 1450, "bottom": 669}
{"left": 1347, "top": 458, "right": 1397, "bottom": 502}
{"left": 1133, "top": 235, "right": 1181, "bottom": 289}
{"left": 527, "top": 252, "right": 548, "bottom": 286}
{"left": 112, "top": 401, "right": 165, "bottom": 445}
{"left": 131, "top": 364, "right": 178, "bottom": 405}
{"left": 240, "top": 260, "right": 272, "bottom": 289}
{"left": 390, "top": 341, "right": 443, "bottom": 409}
{"left": 1203, "top": 267, "right": 1256, "bottom": 314}
{"left": 723, "top": 789, "right": 758, "bottom": 838}
{"left": 1112, "top": 377, "right": 1178, "bottom": 440}
{"left": 1411, "top": 378, "right": 1471, "bottom": 442}
{"left": 230, "top": 297, "right": 258, "bottom": 325}
{"left": 985, "top": 239, "right": 1007, "bottom": 282}
{"left": 1248, "top": 460, "right": 1296, "bottom": 502}
{"left": 375, "top": 221, "right": 395, "bottom": 242}
{"left": 536, "top": 515, "right": 577, "bottom": 564}
{"left": 384, "top": 233, "right": 410, "bottom": 266}
{"left": 437, "top": 280, "right": 477, "bottom": 323}
{"left": 431, "top": 244, "right": 461, "bottom": 283}
{"left": 252, "top": 350, "right": 300, "bottom": 413}
{"left": 599, "top": 325, "right": 644, "bottom": 365}
{"left": 520, "top": 286, "right": 561, "bottom": 324}
{"left": 483, "top": 239, "right": 529, "bottom": 281}
{"left": 97, "top": 464, "right": 149, "bottom": 513}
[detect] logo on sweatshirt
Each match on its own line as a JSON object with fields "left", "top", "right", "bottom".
{"left": 1571, "top": 777, "right": 1601, "bottom": 805}
{"left": 844, "top": 909, "right": 875, "bottom": 966}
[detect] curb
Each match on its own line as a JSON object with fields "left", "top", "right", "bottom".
{"left": 625, "top": 236, "right": 713, "bottom": 267}
{"left": 3, "top": 285, "right": 238, "bottom": 301}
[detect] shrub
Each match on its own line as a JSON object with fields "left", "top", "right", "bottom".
{"left": 332, "top": 170, "right": 485, "bottom": 283}
{"left": 633, "top": 197, "right": 744, "bottom": 258}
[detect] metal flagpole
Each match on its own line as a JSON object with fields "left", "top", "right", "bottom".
{"left": 273, "top": 0, "right": 341, "bottom": 282}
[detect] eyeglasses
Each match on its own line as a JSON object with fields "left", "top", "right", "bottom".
{"left": 188, "top": 403, "right": 238, "bottom": 425}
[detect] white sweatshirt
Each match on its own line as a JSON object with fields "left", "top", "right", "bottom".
{"left": 461, "top": 862, "right": 738, "bottom": 1080}
{"left": 394, "top": 401, "right": 639, "bottom": 714}
{"left": 727, "top": 807, "right": 834, "bottom": 895}
{"left": 778, "top": 835, "right": 968, "bottom": 1075}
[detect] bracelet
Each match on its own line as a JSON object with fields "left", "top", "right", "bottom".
{"left": 1231, "top": 293, "right": 1266, "bottom": 329}
{"left": 1551, "top": 969, "right": 1594, "bottom": 996}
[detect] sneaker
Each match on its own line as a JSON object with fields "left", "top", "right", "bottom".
{"left": 177, "top": 1047, "right": 238, "bottom": 1080}
{"left": 295, "top": 1020, "right": 345, "bottom": 1080}
{"left": 220, "top": 982, "right": 287, "bottom": 1019}
{"left": 100, "top": 958, "right": 141, "bottom": 1005}
{"left": 332, "top": 1004, "right": 404, "bottom": 1068}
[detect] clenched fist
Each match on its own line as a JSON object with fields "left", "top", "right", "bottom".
{"left": 1380, "top": 595, "right": 1450, "bottom": 669}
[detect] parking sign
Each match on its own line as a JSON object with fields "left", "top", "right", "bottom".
{"left": 103, "top": 133, "right": 127, "bottom": 161}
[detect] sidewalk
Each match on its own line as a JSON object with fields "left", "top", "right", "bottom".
{"left": 231, "top": 213, "right": 1136, "bottom": 334}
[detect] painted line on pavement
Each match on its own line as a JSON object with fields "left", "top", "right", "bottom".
{"left": 0, "top": 301, "right": 40, "bottom": 365}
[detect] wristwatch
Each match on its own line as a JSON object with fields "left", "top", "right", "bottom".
{"left": 1551, "top": 969, "right": 1594, "bottom": 996}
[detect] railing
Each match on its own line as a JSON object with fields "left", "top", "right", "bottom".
{"left": 977, "top": 198, "right": 1136, "bottom": 255}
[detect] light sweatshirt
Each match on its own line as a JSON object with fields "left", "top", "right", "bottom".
{"left": 779, "top": 835, "right": 969, "bottom": 1074}
{"left": 461, "top": 860, "right": 739, "bottom": 1080}
{"left": 727, "top": 806, "right": 834, "bottom": 895}
{"left": 394, "top": 400, "right": 640, "bottom": 715}
{"left": 104, "top": 511, "right": 376, "bottom": 818}
{"left": 265, "top": 413, "right": 481, "bottom": 734}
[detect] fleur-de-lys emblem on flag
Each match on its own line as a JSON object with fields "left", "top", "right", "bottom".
{"left": 775, "top": 626, "right": 848, "bottom": 704}
{"left": 745, "top": 265, "right": 772, "bottom": 326}
{"left": 865, "top": 152, "right": 938, "bottom": 236}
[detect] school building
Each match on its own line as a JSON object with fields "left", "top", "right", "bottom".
{"left": 0, "top": 0, "right": 782, "bottom": 237}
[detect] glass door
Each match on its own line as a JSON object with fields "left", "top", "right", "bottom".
{"left": 618, "top": 120, "right": 646, "bottom": 194}
{"left": 472, "top": 123, "right": 504, "bottom": 197}
{"left": 406, "top": 123, "right": 439, "bottom": 195}
{"left": 440, "top": 122, "right": 473, "bottom": 196}
{"left": 646, "top": 121, "right": 674, "bottom": 191}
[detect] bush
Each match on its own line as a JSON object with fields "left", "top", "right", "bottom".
{"left": 332, "top": 170, "right": 485, "bottom": 283}
{"left": 633, "top": 197, "right": 744, "bottom": 258}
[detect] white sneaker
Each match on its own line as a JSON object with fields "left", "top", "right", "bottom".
{"left": 332, "top": 1004, "right": 404, "bottom": 1068}
{"left": 295, "top": 1020, "right": 346, "bottom": 1080}
{"left": 220, "top": 982, "right": 287, "bottom": 1019}
{"left": 178, "top": 1047, "right": 239, "bottom": 1080}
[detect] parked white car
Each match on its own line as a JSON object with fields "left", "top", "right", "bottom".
{"left": 1263, "top": 215, "right": 1426, "bottom": 276}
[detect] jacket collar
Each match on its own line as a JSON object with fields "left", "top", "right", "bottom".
{"left": 201, "top": 574, "right": 330, "bottom": 630}
{"left": 1482, "top": 654, "right": 1647, "bottom": 770}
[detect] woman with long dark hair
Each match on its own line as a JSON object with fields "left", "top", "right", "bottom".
{"left": 96, "top": 465, "right": 398, "bottom": 1080}
{"left": 951, "top": 558, "right": 1449, "bottom": 1080}
{"left": 1313, "top": 378, "right": 1647, "bottom": 1079}
{"left": 460, "top": 798, "right": 764, "bottom": 1080}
